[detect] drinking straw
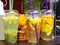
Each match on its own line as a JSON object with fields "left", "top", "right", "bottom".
{"left": 29, "top": 0, "right": 34, "bottom": 18}
{"left": 29, "top": 0, "right": 39, "bottom": 42}
{"left": 10, "top": 0, "right": 12, "bottom": 11}
{"left": 10, "top": 0, "right": 14, "bottom": 12}
{"left": 11, "top": 0, "right": 14, "bottom": 10}
{"left": 35, "top": 25, "right": 39, "bottom": 42}
{"left": 46, "top": 0, "right": 48, "bottom": 14}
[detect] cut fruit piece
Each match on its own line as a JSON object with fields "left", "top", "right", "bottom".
{"left": 45, "top": 18, "right": 54, "bottom": 25}
{"left": 29, "top": 23, "right": 35, "bottom": 31}
{"left": 44, "top": 24, "right": 52, "bottom": 36}
{"left": 18, "top": 14, "right": 26, "bottom": 27}
{"left": 41, "top": 24, "right": 46, "bottom": 32}
{"left": 41, "top": 15, "right": 54, "bottom": 36}
{"left": 41, "top": 23, "right": 53, "bottom": 36}
{"left": 42, "top": 24, "right": 53, "bottom": 36}
{"left": 28, "top": 17, "right": 41, "bottom": 31}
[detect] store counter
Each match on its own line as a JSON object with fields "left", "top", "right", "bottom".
{"left": 0, "top": 38, "right": 56, "bottom": 45}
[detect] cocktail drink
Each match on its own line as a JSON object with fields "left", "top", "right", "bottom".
{"left": 3, "top": 15, "right": 18, "bottom": 43}
{"left": 41, "top": 15, "right": 54, "bottom": 41}
{"left": 26, "top": 10, "right": 41, "bottom": 43}
{"left": 27, "top": 17, "right": 41, "bottom": 43}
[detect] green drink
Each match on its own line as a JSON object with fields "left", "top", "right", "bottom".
{"left": 3, "top": 16, "right": 18, "bottom": 43}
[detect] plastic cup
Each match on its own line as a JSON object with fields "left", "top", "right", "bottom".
{"left": 3, "top": 15, "right": 18, "bottom": 44}
{"left": 41, "top": 10, "right": 54, "bottom": 41}
{"left": 26, "top": 10, "right": 41, "bottom": 43}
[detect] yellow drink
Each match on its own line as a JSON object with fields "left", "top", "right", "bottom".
{"left": 27, "top": 17, "right": 41, "bottom": 43}
{"left": 41, "top": 15, "right": 54, "bottom": 41}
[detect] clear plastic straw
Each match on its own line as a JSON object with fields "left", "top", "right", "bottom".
{"left": 10, "top": 0, "right": 12, "bottom": 11}
{"left": 10, "top": 0, "right": 14, "bottom": 12}
{"left": 11, "top": 0, "right": 14, "bottom": 10}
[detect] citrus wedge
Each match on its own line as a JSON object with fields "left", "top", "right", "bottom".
{"left": 45, "top": 24, "right": 52, "bottom": 36}
{"left": 29, "top": 23, "right": 35, "bottom": 30}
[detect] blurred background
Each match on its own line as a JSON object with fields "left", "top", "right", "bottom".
{"left": 0, "top": 0, "right": 60, "bottom": 45}
{"left": 2, "top": 0, "right": 56, "bottom": 14}
{"left": 1, "top": 0, "right": 57, "bottom": 34}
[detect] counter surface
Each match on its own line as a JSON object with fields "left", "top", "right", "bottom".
{"left": 0, "top": 36, "right": 60, "bottom": 45}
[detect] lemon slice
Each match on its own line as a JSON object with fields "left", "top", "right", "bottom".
{"left": 28, "top": 17, "right": 41, "bottom": 31}
{"left": 29, "top": 23, "right": 35, "bottom": 30}
{"left": 41, "top": 22, "right": 53, "bottom": 36}
{"left": 45, "top": 24, "right": 52, "bottom": 36}
{"left": 46, "top": 18, "right": 54, "bottom": 25}
{"left": 41, "top": 15, "right": 54, "bottom": 35}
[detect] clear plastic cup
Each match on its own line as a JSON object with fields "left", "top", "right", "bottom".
{"left": 26, "top": 10, "right": 41, "bottom": 43}
{"left": 3, "top": 15, "right": 18, "bottom": 44}
{"left": 41, "top": 10, "right": 54, "bottom": 41}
